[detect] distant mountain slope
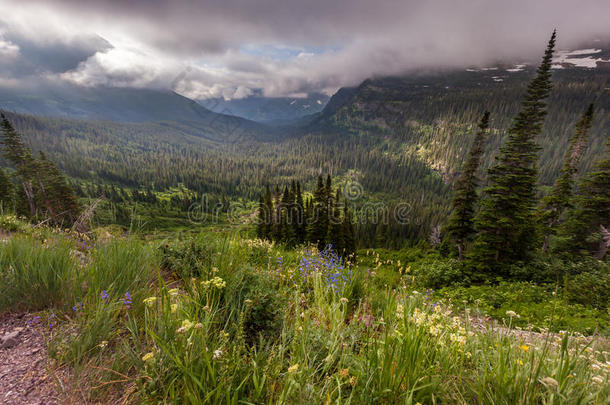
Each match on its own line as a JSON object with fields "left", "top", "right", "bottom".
{"left": 198, "top": 93, "right": 330, "bottom": 123}
{"left": 309, "top": 62, "right": 609, "bottom": 186}
{"left": 0, "top": 83, "right": 274, "bottom": 142}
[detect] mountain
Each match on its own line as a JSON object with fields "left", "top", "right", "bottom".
{"left": 0, "top": 83, "right": 274, "bottom": 142}
{"left": 198, "top": 93, "right": 330, "bottom": 123}
{"left": 308, "top": 52, "right": 610, "bottom": 186}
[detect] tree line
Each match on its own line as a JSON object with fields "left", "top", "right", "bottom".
{"left": 256, "top": 174, "right": 356, "bottom": 259}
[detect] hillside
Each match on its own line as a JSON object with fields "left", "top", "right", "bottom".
{"left": 0, "top": 83, "right": 273, "bottom": 142}
{"left": 309, "top": 66, "right": 610, "bottom": 186}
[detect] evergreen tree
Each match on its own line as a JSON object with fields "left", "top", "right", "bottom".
{"left": 471, "top": 31, "right": 556, "bottom": 273}
{"left": 0, "top": 167, "right": 13, "bottom": 211}
{"left": 327, "top": 189, "right": 344, "bottom": 253}
{"left": 447, "top": 111, "right": 490, "bottom": 259}
{"left": 343, "top": 203, "right": 356, "bottom": 260}
{"left": 307, "top": 175, "right": 329, "bottom": 249}
{"left": 0, "top": 114, "right": 37, "bottom": 216}
{"left": 557, "top": 135, "right": 610, "bottom": 258}
{"left": 538, "top": 104, "right": 594, "bottom": 250}
{"left": 256, "top": 194, "right": 266, "bottom": 239}
{"left": 295, "top": 181, "right": 305, "bottom": 243}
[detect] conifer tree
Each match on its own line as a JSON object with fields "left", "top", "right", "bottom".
{"left": 557, "top": 135, "right": 610, "bottom": 258}
{"left": 295, "top": 181, "right": 305, "bottom": 243}
{"left": 538, "top": 104, "right": 594, "bottom": 250}
{"left": 447, "top": 111, "right": 490, "bottom": 259}
{"left": 307, "top": 175, "right": 328, "bottom": 249}
{"left": 256, "top": 194, "right": 266, "bottom": 239}
{"left": 327, "top": 189, "right": 344, "bottom": 253}
{"left": 471, "top": 31, "right": 556, "bottom": 273}
{"left": 343, "top": 203, "right": 356, "bottom": 259}
{"left": 0, "top": 167, "right": 13, "bottom": 210}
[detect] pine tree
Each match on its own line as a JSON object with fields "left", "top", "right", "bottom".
{"left": 343, "top": 203, "right": 356, "bottom": 260}
{"left": 327, "top": 189, "right": 344, "bottom": 253}
{"left": 471, "top": 31, "right": 556, "bottom": 273}
{"left": 307, "top": 175, "right": 329, "bottom": 249}
{"left": 538, "top": 104, "right": 594, "bottom": 250}
{"left": 0, "top": 114, "right": 37, "bottom": 217}
{"left": 447, "top": 111, "right": 490, "bottom": 259}
{"left": 295, "top": 181, "right": 305, "bottom": 243}
{"left": 256, "top": 194, "right": 266, "bottom": 239}
{"left": 557, "top": 135, "right": 610, "bottom": 258}
{"left": 0, "top": 167, "right": 13, "bottom": 211}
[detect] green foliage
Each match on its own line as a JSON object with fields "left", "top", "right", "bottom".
{"left": 438, "top": 281, "right": 609, "bottom": 335}
{"left": 565, "top": 268, "right": 610, "bottom": 310}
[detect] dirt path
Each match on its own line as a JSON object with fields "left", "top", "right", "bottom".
{"left": 0, "top": 312, "right": 64, "bottom": 405}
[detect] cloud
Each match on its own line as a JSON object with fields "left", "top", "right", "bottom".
{"left": 0, "top": 0, "right": 609, "bottom": 98}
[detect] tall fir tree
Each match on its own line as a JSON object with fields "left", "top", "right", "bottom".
{"left": 447, "top": 111, "right": 490, "bottom": 259}
{"left": 471, "top": 31, "right": 556, "bottom": 274}
{"left": 538, "top": 104, "right": 594, "bottom": 250}
{"left": 557, "top": 135, "right": 610, "bottom": 258}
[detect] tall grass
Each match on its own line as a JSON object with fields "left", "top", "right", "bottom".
{"left": 0, "top": 235, "right": 77, "bottom": 311}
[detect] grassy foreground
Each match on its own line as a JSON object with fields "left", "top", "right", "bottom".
{"left": 0, "top": 219, "right": 608, "bottom": 403}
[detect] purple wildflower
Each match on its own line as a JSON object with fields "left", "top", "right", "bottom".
{"left": 101, "top": 290, "right": 109, "bottom": 301}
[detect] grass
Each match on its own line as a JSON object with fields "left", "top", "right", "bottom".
{"left": 0, "top": 217, "right": 608, "bottom": 403}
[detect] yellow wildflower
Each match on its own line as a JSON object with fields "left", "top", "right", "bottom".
{"left": 519, "top": 345, "right": 530, "bottom": 353}
{"left": 288, "top": 364, "right": 299, "bottom": 373}
{"left": 142, "top": 352, "right": 154, "bottom": 362}
{"left": 143, "top": 296, "right": 157, "bottom": 307}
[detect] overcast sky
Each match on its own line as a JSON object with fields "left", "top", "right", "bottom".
{"left": 0, "top": 0, "right": 608, "bottom": 99}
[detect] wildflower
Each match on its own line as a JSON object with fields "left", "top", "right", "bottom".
{"left": 176, "top": 319, "right": 194, "bottom": 334}
{"left": 505, "top": 310, "right": 519, "bottom": 318}
{"left": 142, "top": 352, "right": 154, "bottom": 362}
{"left": 540, "top": 377, "right": 559, "bottom": 390}
{"left": 122, "top": 292, "right": 132, "bottom": 309}
{"left": 168, "top": 288, "right": 179, "bottom": 296}
{"left": 519, "top": 345, "right": 530, "bottom": 353}
{"left": 100, "top": 290, "right": 109, "bottom": 301}
{"left": 99, "top": 340, "right": 108, "bottom": 348}
{"left": 288, "top": 364, "right": 299, "bottom": 373}
{"left": 170, "top": 304, "right": 178, "bottom": 313}
{"left": 194, "top": 323, "right": 203, "bottom": 329}
{"left": 72, "top": 302, "right": 82, "bottom": 312}
{"left": 339, "top": 368, "right": 349, "bottom": 378}
{"left": 143, "top": 296, "right": 157, "bottom": 307}
{"left": 340, "top": 297, "right": 348, "bottom": 304}
{"left": 213, "top": 349, "right": 223, "bottom": 359}
{"left": 244, "top": 299, "right": 253, "bottom": 306}
{"left": 349, "top": 376, "right": 357, "bottom": 386}
{"left": 591, "top": 376, "right": 603, "bottom": 384}
{"left": 591, "top": 364, "right": 601, "bottom": 371}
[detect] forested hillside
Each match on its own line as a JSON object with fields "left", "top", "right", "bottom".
{"left": 1, "top": 55, "right": 608, "bottom": 246}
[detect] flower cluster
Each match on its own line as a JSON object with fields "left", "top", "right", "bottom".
{"left": 298, "top": 245, "right": 353, "bottom": 290}
{"left": 201, "top": 277, "right": 226, "bottom": 290}
{"left": 122, "top": 292, "right": 132, "bottom": 309}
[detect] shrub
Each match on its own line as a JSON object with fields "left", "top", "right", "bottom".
{"left": 565, "top": 268, "right": 610, "bottom": 310}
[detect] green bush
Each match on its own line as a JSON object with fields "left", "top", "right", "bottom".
{"left": 414, "top": 259, "right": 466, "bottom": 289}
{"left": 565, "top": 269, "right": 610, "bottom": 310}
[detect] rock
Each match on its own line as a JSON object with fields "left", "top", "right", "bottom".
{"left": 1, "top": 331, "right": 20, "bottom": 348}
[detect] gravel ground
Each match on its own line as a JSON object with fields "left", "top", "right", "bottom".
{"left": 0, "top": 312, "right": 64, "bottom": 405}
